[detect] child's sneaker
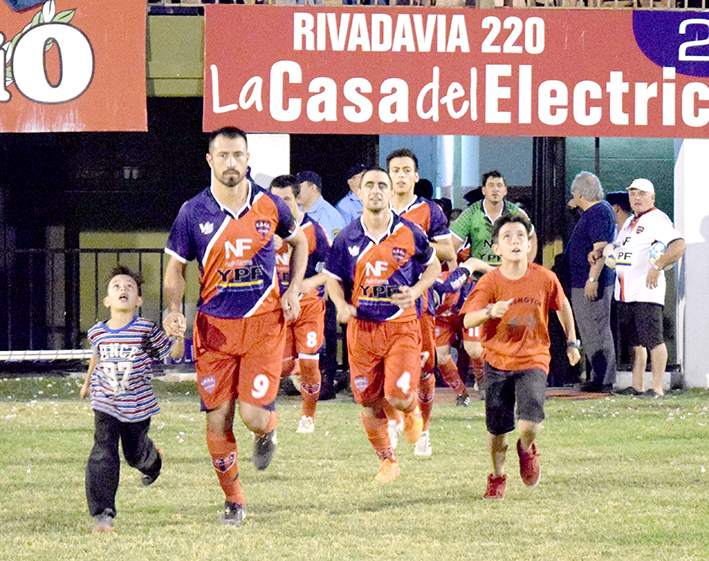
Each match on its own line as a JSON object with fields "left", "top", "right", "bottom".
{"left": 140, "top": 448, "right": 164, "bottom": 486}
{"left": 402, "top": 405, "right": 423, "bottom": 444}
{"left": 483, "top": 474, "right": 507, "bottom": 500}
{"left": 374, "top": 458, "right": 400, "bottom": 483}
{"left": 387, "top": 419, "right": 403, "bottom": 450}
{"left": 414, "top": 430, "right": 432, "bottom": 457}
{"left": 92, "top": 509, "right": 115, "bottom": 532}
{"left": 218, "top": 501, "right": 246, "bottom": 527}
{"left": 517, "top": 440, "right": 541, "bottom": 487}
{"left": 296, "top": 416, "right": 314, "bottom": 434}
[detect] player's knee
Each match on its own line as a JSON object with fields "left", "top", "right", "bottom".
{"left": 464, "top": 341, "right": 482, "bottom": 359}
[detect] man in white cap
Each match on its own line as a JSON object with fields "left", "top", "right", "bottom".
{"left": 610, "top": 178, "right": 685, "bottom": 398}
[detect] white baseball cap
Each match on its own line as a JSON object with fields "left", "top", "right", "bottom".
{"left": 627, "top": 178, "right": 654, "bottom": 194}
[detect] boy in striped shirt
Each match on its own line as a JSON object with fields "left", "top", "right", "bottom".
{"left": 81, "top": 265, "right": 184, "bottom": 532}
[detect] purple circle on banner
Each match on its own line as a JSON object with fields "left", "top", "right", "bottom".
{"left": 633, "top": 12, "right": 709, "bottom": 77}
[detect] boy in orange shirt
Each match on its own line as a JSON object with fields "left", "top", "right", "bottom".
{"left": 462, "top": 215, "right": 581, "bottom": 500}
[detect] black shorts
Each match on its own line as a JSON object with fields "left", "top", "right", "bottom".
{"left": 481, "top": 364, "right": 547, "bottom": 436}
{"left": 617, "top": 301, "right": 664, "bottom": 349}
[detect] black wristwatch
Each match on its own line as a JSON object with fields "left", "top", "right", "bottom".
{"left": 566, "top": 339, "right": 581, "bottom": 349}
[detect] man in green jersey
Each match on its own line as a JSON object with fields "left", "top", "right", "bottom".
{"left": 450, "top": 171, "right": 538, "bottom": 380}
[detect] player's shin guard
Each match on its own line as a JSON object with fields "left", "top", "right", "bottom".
{"left": 206, "top": 428, "right": 245, "bottom": 505}
{"left": 418, "top": 372, "right": 436, "bottom": 432}
{"left": 361, "top": 407, "right": 395, "bottom": 462}
{"left": 439, "top": 357, "right": 466, "bottom": 395}
{"left": 299, "top": 357, "right": 321, "bottom": 419}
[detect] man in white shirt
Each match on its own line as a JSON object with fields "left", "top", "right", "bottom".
{"left": 611, "top": 178, "right": 686, "bottom": 398}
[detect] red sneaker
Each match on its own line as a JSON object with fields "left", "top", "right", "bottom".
{"left": 483, "top": 474, "right": 507, "bottom": 500}
{"left": 517, "top": 440, "right": 541, "bottom": 487}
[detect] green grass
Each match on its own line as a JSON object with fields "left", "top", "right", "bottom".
{"left": 1, "top": 376, "right": 708, "bottom": 560}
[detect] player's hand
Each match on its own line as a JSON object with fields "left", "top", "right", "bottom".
{"left": 163, "top": 311, "right": 186, "bottom": 338}
{"left": 490, "top": 298, "right": 514, "bottom": 318}
{"left": 391, "top": 285, "right": 418, "bottom": 310}
{"left": 584, "top": 280, "right": 599, "bottom": 301}
{"left": 282, "top": 287, "right": 301, "bottom": 321}
{"left": 273, "top": 235, "right": 284, "bottom": 251}
{"left": 646, "top": 267, "right": 661, "bottom": 289}
{"left": 336, "top": 304, "right": 357, "bottom": 324}
{"left": 588, "top": 248, "right": 602, "bottom": 266}
{"left": 80, "top": 381, "right": 90, "bottom": 399}
{"left": 567, "top": 346, "right": 581, "bottom": 366}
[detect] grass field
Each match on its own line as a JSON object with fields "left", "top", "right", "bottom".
{"left": 1, "top": 376, "right": 708, "bottom": 561}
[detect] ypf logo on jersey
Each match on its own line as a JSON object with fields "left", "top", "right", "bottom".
{"left": 255, "top": 220, "right": 271, "bottom": 239}
{"left": 392, "top": 247, "right": 406, "bottom": 263}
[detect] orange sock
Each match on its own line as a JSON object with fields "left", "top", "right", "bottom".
{"left": 418, "top": 372, "right": 436, "bottom": 431}
{"left": 206, "top": 428, "right": 245, "bottom": 505}
{"left": 471, "top": 357, "right": 485, "bottom": 385}
{"left": 439, "top": 357, "right": 466, "bottom": 395}
{"left": 361, "top": 406, "right": 395, "bottom": 461}
{"left": 382, "top": 399, "right": 403, "bottom": 426}
{"left": 299, "top": 357, "right": 321, "bottom": 419}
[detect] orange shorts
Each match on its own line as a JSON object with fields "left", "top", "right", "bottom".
{"left": 284, "top": 298, "right": 325, "bottom": 360}
{"left": 193, "top": 311, "right": 285, "bottom": 410}
{"left": 347, "top": 318, "right": 421, "bottom": 407}
{"left": 463, "top": 324, "right": 481, "bottom": 343}
{"left": 435, "top": 314, "right": 464, "bottom": 347}
{"left": 419, "top": 312, "right": 436, "bottom": 375}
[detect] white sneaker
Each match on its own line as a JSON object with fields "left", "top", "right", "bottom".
{"left": 296, "top": 415, "right": 314, "bottom": 434}
{"left": 388, "top": 419, "right": 403, "bottom": 450}
{"left": 414, "top": 430, "right": 432, "bottom": 457}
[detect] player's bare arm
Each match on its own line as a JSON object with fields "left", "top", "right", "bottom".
{"left": 452, "top": 234, "right": 464, "bottom": 253}
{"left": 646, "top": 238, "right": 686, "bottom": 289}
{"left": 282, "top": 227, "right": 308, "bottom": 320}
{"left": 390, "top": 257, "right": 441, "bottom": 310}
{"left": 80, "top": 355, "right": 99, "bottom": 399}
{"left": 163, "top": 257, "right": 188, "bottom": 337}
{"left": 169, "top": 319, "right": 187, "bottom": 360}
{"left": 325, "top": 276, "right": 356, "bottom": 324}
{"left": 555, "top": 298, "right": 581, "bottom": 366}
{"left": 300, "top": 271, "right": 328, "bottom": 296}
{"left": 463, "top": 298, "right": 514, "bottom": 329}
{"left": 462, "top": 257, "right": 494, "bottom": 275}
{"left": 430, "top": 237, "right": 456, "bottom": 263}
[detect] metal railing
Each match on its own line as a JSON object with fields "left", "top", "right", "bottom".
{"left": 0, "top": 248, "right": 169, "bottom": 353}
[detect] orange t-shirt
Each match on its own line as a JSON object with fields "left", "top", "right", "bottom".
{"left": 460, "top": 263, "right": 565, "bottom": 374}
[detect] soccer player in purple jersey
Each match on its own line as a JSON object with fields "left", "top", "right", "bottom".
{"left": 325, "top": 168, "right": 441, "bottom": 483}
{"left": 163, "top": 127, "right": 308, "bottom": 526}
{"left": 81, "top": 265, "right": 185, "bottom": 533}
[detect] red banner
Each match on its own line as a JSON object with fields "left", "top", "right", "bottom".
{"left": 1, "top": 0, "right": 146, "bottom": 132}
{"left": 204, "top": 6, "right": 709, "bottom": 138}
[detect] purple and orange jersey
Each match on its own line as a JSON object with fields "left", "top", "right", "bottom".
{"left": 275, "top": 214, "right": 330, "bottom": 306}
{"left": 165, "top": 183, "right": 298, "bottom": 319}
{"left": 392, "top": 196, "right": 450, "bottom": 316}
{"left": 432, "top": 265, "right": 476, "bottom": 318}
{"left": 324, "top": 214, "right": 435, "bottom": 323}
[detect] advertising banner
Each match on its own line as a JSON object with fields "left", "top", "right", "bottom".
{"left": 204, "top": 6, "right": 709, "bottom": 138}
{"left": 1, "top": 0, "right": 146, "bottom": 132}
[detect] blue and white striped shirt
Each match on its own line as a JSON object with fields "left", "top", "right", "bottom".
{"left": 88, "top": 316, "right": 173, "bottom": 422}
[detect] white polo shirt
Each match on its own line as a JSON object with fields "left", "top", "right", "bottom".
{"left": 614, "top": 207, "right": 682, "bottom": 305}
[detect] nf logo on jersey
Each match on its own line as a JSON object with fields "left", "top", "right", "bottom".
{"left": 225, "top": 239, "right": 253, "bottom": 258}
{"left": 255, "top": 220, "right": 271, "bottom": 238}
{"left": 365, "top": 261, "right": 389, "bottom": 277}
{"left": 392, "top": 247, "right": 406, "bottom": 263}
{"left": 348, "top": 246, "right": 360, "bottom": 257}
{"left": 199, "top": 222, "right": 214, "bottom": 235}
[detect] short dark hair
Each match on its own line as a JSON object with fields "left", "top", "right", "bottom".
{"left": 208, "top": 127, "right": 248, "bottom": 152}
{"left": 108, "top": 264, "right": 143, "bottom": 295}
{"left": 360, "top": 167, "right": 392, "bottom": 189}
{"left": 386, "top": 148, "right": 418, "bottom": 172}
{"left": 295, "top": 171, "right": 322, "bottom": 193}
{"left": 606, "top": 191, "right": 632, "bottom": 214}
{"left": 491, "top": 214, "right": 532, "bottom": 244}
{"left": 415, "top": 178, "right": 434, "bottom": 200}
{"left": 270, "top": 174, "right": 301, "bottom": 198}
{"left": 482, "top": 170, "right": 506, "bottom": 188}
